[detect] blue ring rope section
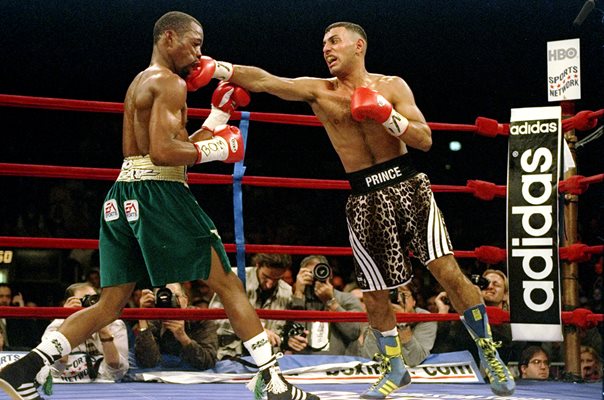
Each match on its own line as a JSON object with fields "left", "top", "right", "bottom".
{"left": 233, "top": 111, "right": 250, "bottom": 285}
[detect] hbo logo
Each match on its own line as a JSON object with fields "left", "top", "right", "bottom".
{"left": 548, "top": 47, "right": 578, "bottom": 61}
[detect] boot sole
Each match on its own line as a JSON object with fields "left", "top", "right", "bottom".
{"left": 0, "top": 378, "right": 26, "bottom": 400}
{"left": 360, "top": 379, "right": 411, "bottom": 399}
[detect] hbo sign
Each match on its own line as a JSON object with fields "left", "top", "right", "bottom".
{"left": 548, "top": 47, "right": 578, "bottom": 61}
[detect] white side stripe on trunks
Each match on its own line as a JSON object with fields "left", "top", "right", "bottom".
{"left": 347, "top": 221, "right": 386, "bottom": 290}
{"left": 437, "top": 206, "right": 451, "bottom": 255}
{"left": 432, "top": 196, "right": 444, "bottom": 258}
{"left": 427, "top": 196, "right": 436, "bottom": 260}
{"left": 427, "top": 194, "right": 450, "bottom": 260}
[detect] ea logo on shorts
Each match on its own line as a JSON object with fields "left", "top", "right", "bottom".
{"left": 229, "top": 137, "right": 239, "bottom": 152}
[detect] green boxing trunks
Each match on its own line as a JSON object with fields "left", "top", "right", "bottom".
{"left": 99, "top": 155, "right": 231, "bottom": 287}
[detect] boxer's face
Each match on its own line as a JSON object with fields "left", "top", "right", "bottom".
{"left": 168, "top": 22, "right": 204, "bottom": 78}
{"left": 322, "top": 27, "right": 358, "bottom": 76}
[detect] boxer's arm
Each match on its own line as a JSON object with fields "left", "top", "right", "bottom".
{"left": 189, "top": 82, "right": 250, "bottom": 143}
{"left": 388, "top": 77, "right": 432, "bottom": 152}
{"left": 228, "top": 65, "right": 319, "bottom": 102}
{"left": 148, "top": 74, "right": 199, "bottom": 166}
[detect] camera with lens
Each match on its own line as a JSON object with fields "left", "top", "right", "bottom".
{"left": 284, "top": 321, "right": 306, "bottom": 339}
{"left": 304, "top": 263, "right": 332, "bottom": 302}
{"left": 470, "top": 274, "right": 490, "bottom": 290}
{"left": 280, "top": 321, "right": 306, "bottom": 350}
{"left": 312, "top": 263, "right": 331, "bottom": 282}
{"left": 80, "top": 294, "right": 100, "bottom": 308}
{"left": 155, "top": 287, "right": 179, "bottom": 308}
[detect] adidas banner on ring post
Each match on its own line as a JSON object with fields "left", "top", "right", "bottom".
{"left": 507, "top": 106, "right": 563, "bottom": 342}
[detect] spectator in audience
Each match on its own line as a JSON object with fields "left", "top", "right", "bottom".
{"left": 349, "top": 287, "right": 366, "bottom": 311}
{"left": 281, "top": 267, "right": 295, "bottom": 287}
{"left": 135, "top": 282, "right": 217, "bottom": 370}
{"left": 425, "top": 293, "right": 439, "bottom": 314}
{"left": 428, "top": 290, "right": 460, "bottom": 355}
{"left": 481, "top": 269, "right": 524, "bottom": 362}
{"left": 519, "top": 346, "right": 550, "bottom": 380}
{"left": 358, "top": 282, "right": 436, "bottom": 366}
{"left": 188, "top": 280, "right": 215, "bottom": 309}
{"left": 427, "top": 291, "right": 453, "bottom": 314}
{"left": 209, "top": 253, "right": 292, "bottom": 359}
{"left": 44, "top": 282, "right": 128, "bottom": 382}
{"left": 85, "top": 268, "right": 101, "bottom": 290}
{"left": 287, "top": 255, "right": 364, "bottom": 355}
{"left": 0, "top": 284, "right": 43, "bottom": 350}
{"left": 481, "top": 269, "right": 508, "bottom": 310}
{"left": 126, "top": 288, "right": 142, "bottom": 309}
{"left": 580, "top": 345, "right": 602, "bottom": 382}
{"left": 429, "top": 269, "right": 522, "bottom": 365}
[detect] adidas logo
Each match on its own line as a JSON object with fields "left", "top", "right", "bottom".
{"left": 251, "top": 338, "right": 269, "bottom": 350}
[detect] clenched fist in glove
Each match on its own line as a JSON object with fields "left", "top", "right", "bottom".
{"left": 193, "top": 125, "right": 244, "bottom": 164}
{"left": 186, "top": 56, "right": 234, "bottom": 91}
{"left": 350, "top": 87, "right": 409, "bottom": 137}
{"left": 202, "top": 82, "right": 251, "bottom": 132}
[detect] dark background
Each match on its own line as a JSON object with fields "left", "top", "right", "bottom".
{"left": 0, "top": 1, "right": 602, "bottom": 305}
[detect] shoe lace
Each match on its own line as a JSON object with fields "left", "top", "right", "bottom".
{"left": 246, "top": 352, "right": 286, "bottom": 400}
{"left": 476, "top": 338, "right": 508, "bottom": 383}
{"left": 264, "top": 366, "right": 288, "bottom": 395}
{"left": 35, "top": 364, "right": 53, "bottom": 396}
{"left": 368, "top": 353, "right": 392, "bottom": 390}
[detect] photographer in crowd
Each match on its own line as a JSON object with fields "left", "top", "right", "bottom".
{"left": 430, "top": 269, "right": 522, "bottom": 364}
{"left": 286, "top": 255, "right": 364, "bottom": 355}
{"left": 0, "top": 284, "right": 43, "bottom": 350}
{"left": 209, "top": 253, "right": 293, "bottom": 359}
{"left": 358, "top": 282, "right": 436, "bottom": 366}
{"left": 134, "top": 282, "right": 217, "bottom": 370}
{"left": 43, "top": 282, "right": 128, "bottom": 382}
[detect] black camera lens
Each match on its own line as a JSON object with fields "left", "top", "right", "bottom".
{"left": 81, "top": 294, "right": 100, "bottom": 308}
{"left": 313, "top": 263, "right": 331, "bottom": 282}
{"left": 155, "top": 287, "right": 177, "bottom": 308}
{"left": 285, "top": 321, "right": 306, "bottom": 338}
{"left": 470, "top": 274, "right": 490, "bottom": 290}
{"left": 389, "top": 289, "right": 400, "bottom": 304}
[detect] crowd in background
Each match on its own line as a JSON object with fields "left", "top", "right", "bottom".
{"left": 0, "top": 249, "right": 601, "bottom": 383}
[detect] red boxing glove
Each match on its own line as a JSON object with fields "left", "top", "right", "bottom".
{"left": 351, "top": 87, "right": 409, "bottom": 137}
{"left": 212, "top": 81, "right": 250, "bottom": 114}
{"left": 186, "top": 57, "right": 234, "bottom": 92}
{"left": 202, "top": 82, "right": 251, "bottom": 131}
{"left": 193, "top": 125, "right": 244, "bottom": 164}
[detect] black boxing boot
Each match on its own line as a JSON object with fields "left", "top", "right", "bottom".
{"left": 0, "top": 350, "right": 53, "bottom": 400}
{"left": 247, "top": 354, "right": 320, "bottom": 400}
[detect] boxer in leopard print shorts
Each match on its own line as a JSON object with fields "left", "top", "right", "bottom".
{"left": 345, "top": 154, "right": 453, "bottom": 291}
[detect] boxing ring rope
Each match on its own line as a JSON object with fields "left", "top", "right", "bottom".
{"left": 0, "top": 305, "right": 601, "bottom": 329}
{"left": 0, "top": 93, "right": 602, "bottom": 279}
{"left": 0, "top": 94, "right": 508, "bottom": 134}
{"left": 0, "top": 94, "right": 603, "bottom": 377}
{"left": 0, "top": 236, "right": 602, "bottom": 264}
{"left": 2, "top": 93, "right": 602, "bottom": 134}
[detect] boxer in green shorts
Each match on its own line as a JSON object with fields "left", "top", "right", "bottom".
{"left": 0, "top": 12, "right": 319, "bottom": 400}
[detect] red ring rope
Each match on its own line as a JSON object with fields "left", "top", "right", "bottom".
{"left": 0, "top": 93, "right": 602, "bottom": 332}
